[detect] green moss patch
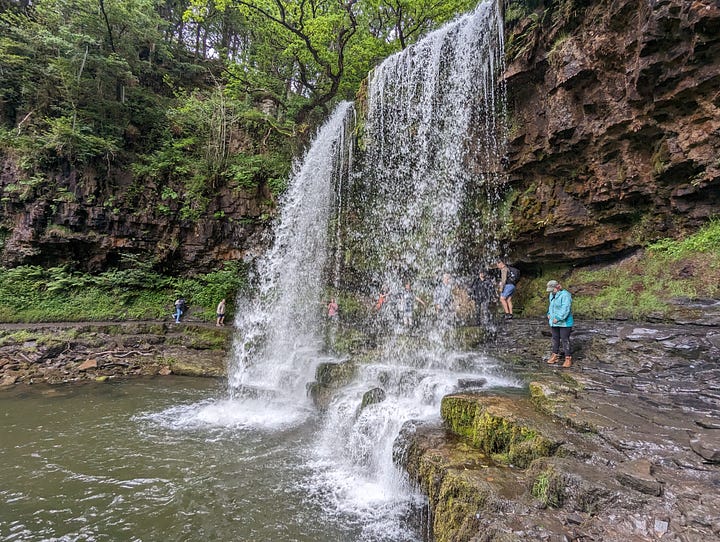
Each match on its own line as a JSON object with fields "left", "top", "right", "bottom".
{"left": 441, "top": 394, "right": 562, "bottom": 468}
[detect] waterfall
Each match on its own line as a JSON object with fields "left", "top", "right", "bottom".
{"left": 227, "top": 102, "right": 355, "bottom": 411}
{"left": 224, "top": 1, "right": 516, "bottom": 539}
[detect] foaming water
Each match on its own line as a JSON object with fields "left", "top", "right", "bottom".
{"left": 227, "top": 102, "right": 355, "bottom": 413}
{"left": 147, "top": 396, "right": 313, "bottom": 432}
{"left": 302, "top": 0, "right": 510, "bottom": 530}
{"left": 217, "top": 0, "right": 510, "bottom": 539}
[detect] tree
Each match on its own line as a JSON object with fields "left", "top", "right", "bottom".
{"left": 366, "top": 0, "right": 476, "bottom": 49}
{"left": 187, "top": 0, "right": 361, "bottom": 124}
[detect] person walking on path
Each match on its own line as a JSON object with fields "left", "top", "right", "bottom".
{"left": 497, "top": 261, "right": 520, "bottom": 319}
{"left": 545, "top": 279, "right": 574, "bottom": 368}
{"left": 174, "top": 297, "right": 187, "bottom": 323}
{"left": 216, "top": 298, "right": 226, "bottom": 327}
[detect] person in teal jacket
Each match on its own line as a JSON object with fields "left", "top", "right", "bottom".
{"left": 545, "top": 279, "right": 574, "bottom": 368}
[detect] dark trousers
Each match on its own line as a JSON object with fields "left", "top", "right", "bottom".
{"left": 551, "top": 326, "right": 572, "bottom": 356}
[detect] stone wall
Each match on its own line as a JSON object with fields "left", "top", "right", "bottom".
{"left": 1, "top": 0, "right": 718, "bottom": 273}
{"left": 504, "top": 0, "right": 720, "bottom": 266}
{"left": 0, "top": 159, "right": 273, "bottom": 273}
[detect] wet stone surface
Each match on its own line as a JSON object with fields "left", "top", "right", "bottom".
{"left": 0, "top": 321, "right": 230, "bottom": 385}
{"left": 409, "top": 319, "right": 720, "bottom": 542}
{"left": 443, "top": 317, "right": 720, "bottom": 541}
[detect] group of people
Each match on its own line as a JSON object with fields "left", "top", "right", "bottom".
{"left": 172, "top": 297, "right": 227, "bottom": 327}
{"left": 326, "top": 259, "right": 575, "bottom": 368}
{"left": 483, "top": 260, "right": 575, "bottom": 368}
{"left": 179, "top": 261, "right": 573, "bottom": 369}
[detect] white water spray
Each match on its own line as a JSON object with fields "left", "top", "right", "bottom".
{"left": 224, "top": 1, "right": 516, "bottom": 539}
{"left": 227, "top": 102, "right": 355, "bottom": 409}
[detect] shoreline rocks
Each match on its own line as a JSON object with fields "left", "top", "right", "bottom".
{"left": 400, "top": 318, "right": 720, "bottom": 541}
{"left": 0, "top": 321, "right": 231, "bottom": 386}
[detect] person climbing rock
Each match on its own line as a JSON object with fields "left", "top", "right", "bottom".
{"left": 545, "top": 279, "right": 574, "bottom": 368}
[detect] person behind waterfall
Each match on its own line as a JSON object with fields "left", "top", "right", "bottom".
{"left": 402, "top": 282, "right": 425, "bottom": 327}
{"left": 545, "top": 279, "right": 574, "bottom": 368}
{"left": 216, "top": 298, "right": 226, "bottom": 327}
{"left": 496, "top": 260, "right": 519, "bottom": 319}
{"left": 374, "top": 285, "right": 390, "bottom": 313}
{"left": 327, "top": 298, "right": 339, "bottom": 321}
{"left": 433, "top": 273, "right": 454, "bottom": 320}
{"left": 471, "top": 269, "right": 495, "bottom": 325}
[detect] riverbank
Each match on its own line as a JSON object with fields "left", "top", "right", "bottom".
{"left": 2, "top": 314, "right": 719, "bottom": 541}
{"left": 402, "top": 317, "right": 720, "bottom": 541}
{"left": 0, "top": 320, "right": 231, "bottom": 386}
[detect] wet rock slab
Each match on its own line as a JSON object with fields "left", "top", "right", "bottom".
{"left": 0, "top": 321, "right": 231, "bottom": 385}
{"left": 404, "top": 318, "right": 720, "bottom": 541}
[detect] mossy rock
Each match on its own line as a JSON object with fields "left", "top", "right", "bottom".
{"left": 361, "top": 387, "right": 386, "bottom": 409}
{"left": 441, "top": 394, "right": 563, "bottom": 468}
{"left": 309, "top": 358, "right": 357, "bottom": 409}
{"left": 529, "top": 378, "right": 600, "bottom": 433}
{"left": 402, "top": 422, "right": 532, "bottom": 542}
{"left": 452, "top": 326, "right": 497, "bottom": 349}
{"left": 432, "top": 470, "right": 492, "bottom": 542}
{"left": 315, "top": 359, "right": 356, "bottom": 386}
{"left": 166, "top": 351, "right": 226, "bottom": 377}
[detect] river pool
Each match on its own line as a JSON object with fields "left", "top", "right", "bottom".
{"left": 0, "top": 377, "right": 424, "bottom": 542}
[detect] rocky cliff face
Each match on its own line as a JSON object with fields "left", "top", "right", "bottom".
{"left": 0, "top": 158, "right": 273, "bottom": 273}
{"left": 1, "top": 0, "right": 718, "bottom": 273}
{"left": 504, "top": 0, "right": 720, "bottom": 266}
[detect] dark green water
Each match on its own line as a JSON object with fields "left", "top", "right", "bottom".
{"left": 0, "top": 378, "right": 419, "bottom": 542}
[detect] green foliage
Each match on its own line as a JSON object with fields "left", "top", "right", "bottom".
{"left": 0, "top": 260, "right": 248, "bottom": 323}
{"left": 42, "top": 116, "right": 119, "bottom": 164}
{"left": 531, "top": 469, "right": 563, "bottom": 508}
{"left": 519, "top": 220, "right": 720, "bottom": 320}
{"left": 648, "top": 219, "right": 720, "bottom": 258}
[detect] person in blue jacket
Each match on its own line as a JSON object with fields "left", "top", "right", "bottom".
{"left": 545, "top": 279, "right": 574, "bottom": 368}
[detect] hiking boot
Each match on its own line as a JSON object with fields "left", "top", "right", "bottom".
{"left": 547, "top": 353, "right": 559, "bottom": 365}
{"left": 562, "top": 356, "right": 573, "bottom": 368}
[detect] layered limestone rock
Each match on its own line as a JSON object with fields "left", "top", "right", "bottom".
{"left": 504, "top": 0, "right": 720, "bottom": 266}
{"left": 0, "top": 321, "right": 230, "bottom": 384}
{"left": 3, "top": 2, "right": 718, "bottom": 273}
{"left": 400, "top": 319, "right": 720, "bottom": 541}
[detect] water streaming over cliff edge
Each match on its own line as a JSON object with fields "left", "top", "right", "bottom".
{"left": 216, "top": 1, "right": 513, "bottom": 539}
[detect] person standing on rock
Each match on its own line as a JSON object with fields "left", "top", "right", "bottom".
{"left": 545, "top": 279, "right": 574, "bottom": 367}
{"left": 497, "top": 261, "right": 520, "bottom": 319}
{"left": 216, "top": 298, "right": 226, "bottom": 327}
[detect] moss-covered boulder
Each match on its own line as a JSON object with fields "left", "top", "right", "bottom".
{"left": 307, "top": 358, "right": 357, "bottom": 409}
{"left": 361, "top": 387, "right": 386, "bottom": 409}
{"left": 441, "top": 394, "right": 563, "bottom": 468}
